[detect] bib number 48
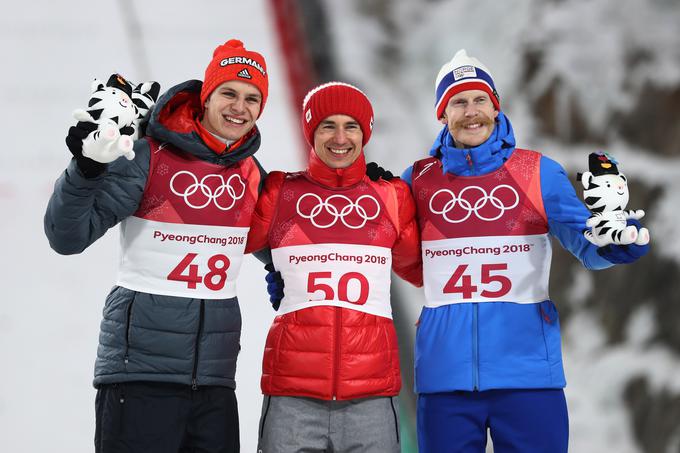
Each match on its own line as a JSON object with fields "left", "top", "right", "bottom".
{"left": 443, "top": 263, "right": 511, "bottom": 299}
{"left": 167, "top": 253, "right": 231, "bottom": 291}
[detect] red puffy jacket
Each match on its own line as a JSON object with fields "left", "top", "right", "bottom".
{"left": 246, "top": 151, "right": 422, "bottom": 400}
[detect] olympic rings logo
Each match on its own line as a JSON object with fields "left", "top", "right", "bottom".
{"left": 429, "top": 185, "right": 519, "bottom": 223}
{"left": 170, "top": 171, "right": 246, "bottom": 211}
{"left": 296, "top": 193, "right": 381, "bottom": 229}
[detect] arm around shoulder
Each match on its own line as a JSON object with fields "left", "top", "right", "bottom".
{"left": 390, "top": 178, "right": 423, "bottom": 287}
{"left": 245, "top": 170, "right": 286, "bottom": 255}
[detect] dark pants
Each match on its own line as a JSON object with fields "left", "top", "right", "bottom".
{"left": 95, "top": 381, "right": 239, "bottom": 453}
{"left": 417, "top": 389, "right": 569, "bottom": 453}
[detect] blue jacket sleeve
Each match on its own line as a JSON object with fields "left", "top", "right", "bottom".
{"left": 540, "top": 156, "right": 612, "bottom": 270}
{"left": 401, "top": 166, "right": 414, "bottom": 188}
{"left": 44, "top": 139, "right": 151, "bottom": 255}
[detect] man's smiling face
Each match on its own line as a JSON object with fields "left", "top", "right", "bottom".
{"left": 201, "top": 80, "right": 262, "bottom": 141}
{"left": 313, "top": 114, "right": 364, "bottom": 169}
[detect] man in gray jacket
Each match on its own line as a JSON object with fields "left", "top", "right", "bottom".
{"left": 45, "top": 39, "right": 269, "bottom": 453}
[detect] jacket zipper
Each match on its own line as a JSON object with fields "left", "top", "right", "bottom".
{"left": 472, "top": 303, "right": 479, "bottom": 390}
{"left": 123, "top": 299, "right": 135, "bottom": 368}
{"left": 332, "top": 306, "right": 342, "bottom": 400}
{"left": 465, "top": 151, "right": 474, "bottom": 173}
{"left": 191, "top": 300, "right": 206, "bottom": 390}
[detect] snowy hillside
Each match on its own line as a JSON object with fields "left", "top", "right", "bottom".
{"left": 320, "top": 0, "right": 680, "bottom": 452}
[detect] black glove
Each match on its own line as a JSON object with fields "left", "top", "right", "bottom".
{"left": 597, "top": 219, "right": 650, "bottom": 264}
{"left": 264, "top": 263, "right": 284, "bottom": 311}
{"left": 65, "top": 121, "right": 106, "bottom": 178}
{"left": 366, "top": 161, "right": 394, "bottom": 181}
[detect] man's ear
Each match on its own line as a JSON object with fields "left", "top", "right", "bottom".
{"left": 439, "top": 114, "right": 448, "bottom": 125}
{"left": 493, "top": 109, "right": 499, "bottom": 119}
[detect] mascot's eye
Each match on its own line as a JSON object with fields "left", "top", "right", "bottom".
{"left": 606, "top": 182, "right": 611, "bottom": 187}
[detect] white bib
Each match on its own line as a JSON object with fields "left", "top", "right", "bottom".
{"left": 117, "top": 216, "right": 248, "bottom": 299}
{"left": 272, "top": 243, "right": 393, "bottom": 318}
{"left": 422, "top": 233, "right": 552, "bottom": 306}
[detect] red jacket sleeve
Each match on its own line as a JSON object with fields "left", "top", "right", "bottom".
{"left": 390, "top": 179, "right": 423, "bottom": 287}
{"left": 245, "top": 171, "right": 285, "bottom": 254}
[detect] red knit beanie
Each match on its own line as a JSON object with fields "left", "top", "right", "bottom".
{"left": 200, "top": 39, "right": 268, "bottom": 117}
{"left": 301, "top": 82, "right": 374, "bottom": 146}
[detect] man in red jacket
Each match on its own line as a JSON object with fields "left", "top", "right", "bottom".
{"left": 246, "top": 82, "right": 422, "bottom": 452}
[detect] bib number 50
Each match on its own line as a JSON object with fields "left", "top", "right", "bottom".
{"left": 167, "top": 253, "right": 230, "bottom": 291}
{"left": 443, "top": 263, "right": 511, "bottom": 299}
{"left": 308, "top": 271, "right": 369, "bottom": 305}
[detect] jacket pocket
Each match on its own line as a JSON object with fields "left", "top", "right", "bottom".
{"left": 539, "top": 300, "right": 561, "bottom": 364}
{"left": 389, "top": 396, "right": 400, "bottom": 444}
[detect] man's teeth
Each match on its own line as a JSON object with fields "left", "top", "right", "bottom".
{"left": 465, "top": 123, "right": 481, "bottom": 129}
{"left": 225, "top": 116, "right": 245, "bottom": 124}
{"left": 329, "top": 148, "right": 350, "bottom": 155}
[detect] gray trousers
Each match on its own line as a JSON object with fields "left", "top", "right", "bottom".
{"left": 256, "top": 395, "right": 401, "bottom": 453}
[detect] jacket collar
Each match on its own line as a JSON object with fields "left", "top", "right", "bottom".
{"left": 306, "top": 149, "right": 366, "bottom": 188}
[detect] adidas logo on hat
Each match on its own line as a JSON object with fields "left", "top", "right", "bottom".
{"left": 237, "top": 68, "right": 252, "bottom": 79}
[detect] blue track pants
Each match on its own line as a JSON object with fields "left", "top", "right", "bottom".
{"left": 417, "top": 389, "right": 568, "bottom": 453}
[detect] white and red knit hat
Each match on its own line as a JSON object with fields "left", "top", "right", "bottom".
{"left": 301, "top": 82, "right": 374, "bottom": 146}
{"left": 434, "top": 49, "right": 500, "bottom": 119}
{"left": 201, "top": 39, "right": 268, "bottom": 117}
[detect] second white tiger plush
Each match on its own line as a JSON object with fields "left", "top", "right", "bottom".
{"left": 578, "top": 152, "right": 650, "bottom": 247}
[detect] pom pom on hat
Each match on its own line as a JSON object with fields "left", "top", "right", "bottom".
{"left": 201, "top": 39, "right": 269, "bottom": 117}
{"left": 434, "top": 49, "right": 500, "bottom": 119}
{"left": 301, "top": 82, "right": 374, "bottom": 147}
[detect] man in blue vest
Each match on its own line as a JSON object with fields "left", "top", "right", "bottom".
{"left": 402, "top": 49, "right": 650, "bottom": 453}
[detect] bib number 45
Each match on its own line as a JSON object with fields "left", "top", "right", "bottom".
{"left": 167, "top": 253, "right": 230, "bottom": 291}
{"left": 443, "top": 263, "right": 511, "bottom": 299}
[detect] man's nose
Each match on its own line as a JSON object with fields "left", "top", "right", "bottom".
{"left": 231, "top": 97, "right": 246, "bottom": 113}
{"left": 464, "top": 103, "right": 479, "bottom": 116}
{"left": 333, "top": 128, "right": 348, "bottom": 143}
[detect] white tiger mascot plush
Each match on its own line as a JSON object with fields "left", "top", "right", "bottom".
{"left": 577, "top": 152, "right": 650, "bottom": 247}
{"left": 73, "top": 73, "right": 160, "bottom": 163}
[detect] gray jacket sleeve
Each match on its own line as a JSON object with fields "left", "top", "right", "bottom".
{"left": 44, "top": 139, "right": 151, "bottom": 255}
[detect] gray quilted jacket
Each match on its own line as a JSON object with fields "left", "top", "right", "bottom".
{"left": 44, "top": 80, "right": 266, "bottom": 388}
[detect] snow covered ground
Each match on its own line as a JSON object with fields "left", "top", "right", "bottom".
{"left": 1, "top": 1, "right": 301, "bottom": 451}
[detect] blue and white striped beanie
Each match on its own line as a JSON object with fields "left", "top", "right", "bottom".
{"left": 434, "top": 49, "right": 500, "bottom": 119}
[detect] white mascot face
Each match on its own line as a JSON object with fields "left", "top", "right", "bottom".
{"left": 582, "top": 172, "right": 629, "bottom": 213}
{"left": 87, "top": 81, "right": 137, "bottom": 129}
